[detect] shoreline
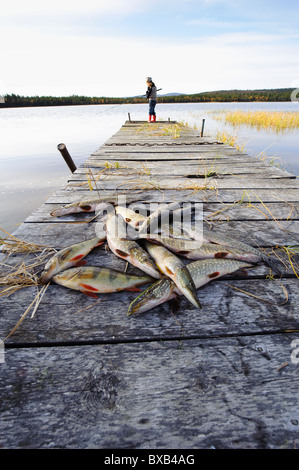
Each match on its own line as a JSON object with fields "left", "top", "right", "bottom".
{"left": 1, "top": 88, "right": 295, "bottom": 109}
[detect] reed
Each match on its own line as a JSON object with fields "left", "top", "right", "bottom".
{"left": 216, "top": 131, "right": 246, "bottom": 152}
{"left": 218, "top": 111, "right": 299, "bottom": 133}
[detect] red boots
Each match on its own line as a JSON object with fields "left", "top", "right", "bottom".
{"left": 149, "top": 115, "right": 156, "bottom": 122}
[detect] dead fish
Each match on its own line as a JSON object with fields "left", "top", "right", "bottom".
{"left": 53, "top": 266, "right": 154, "bottom": 298}
{"left": 141, "top": 235, "right": 260, "bottom": 263}
{"left": 106, "top": 214, "right": 162, "bottom": 279}
{"left": 39, "top": 237, "right": 104, "bottom": 284}
{"left": 127, "top": 258, "right": 252, "bottom": 315}
{"left": 115, "top": 205, "right": 147, "bottom": 228}
{"left": 128, "top": 277, "right": 176, "bottom": 315}
{"left": 184, "top": 225, "right": 283, "bottom": 274}
{"left": 144, "top": 240, "right": 202, "bottom": 309}
{"left": 138, "top": 201, "right": 185, "bottom": 235}
{"left": 50, "top": 193, "right": 147, "bottom": 217}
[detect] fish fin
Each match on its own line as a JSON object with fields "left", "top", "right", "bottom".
{"left": 115, "top": 249, "right": 129, "bottom": 258}
{"left": 169, "top": 297, "right": 180, "bottom": 315}
{"left": 82, "top": 291, "right": 98, "bottom": 299}
{"left": 262, "top": 254, "right": 285, "bottom": 275}
{"left": 74, "top": 260, "right": 87, "bottom": 267}
{"left": 214, "top": 252, "right": 229, "bottom": 259}
{"left": 70, "top": 254, "right": 85, "bottom": 262}
{"left": 146, "top": 238, "right": 162, "bottom": 245}
{"left": 95, "top": 240, "right": 105, "bottom": 247}
{"left": 238, "top": 268, "right": 249, "bottom": 276}
{"left": 80, "top": 205, "right": 92, "bottom": 212}
{"left": 125, "top": 286, "right": 141, "bottom": 292}
{"left": 79, "top": 283, "right": 99, "bottom": 292}
{"left": 208, "top": 271, "right": 220, "bottom": 279}
{"left": 165, "top": 266, "right": 174, "bottom": 276}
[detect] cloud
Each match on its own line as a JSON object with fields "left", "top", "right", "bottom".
{"left": 2, "top": 0, "right": 143, "bottom": 17}
{"left": 1, "top": 20, "right": 298, "bottom": 97}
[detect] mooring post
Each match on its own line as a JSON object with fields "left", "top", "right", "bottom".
{"left": 200, "top": 119, "right": 205, "bottom": 137}
{"left": 57, "top": 143, "right": 77, "bottom": 173}
{"left": 128, "top": 113, "right": 131, "bottom": 122}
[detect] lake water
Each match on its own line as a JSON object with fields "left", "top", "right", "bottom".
{"left": 0, "top": 101, "right": 298, "bottom": 234}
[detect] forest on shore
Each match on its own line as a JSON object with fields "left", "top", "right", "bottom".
{"left": 0, "top": 88, "right": 294, "bottom": 108}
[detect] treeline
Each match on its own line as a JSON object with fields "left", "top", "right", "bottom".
{"left": 1, "top": 94, "right": 128, "bottom": 107}
{"left": 160, "top": 88, "right": 294, "bottom": 103}
{"left": 0, "top": 88, "right": 294, "bottom": 108}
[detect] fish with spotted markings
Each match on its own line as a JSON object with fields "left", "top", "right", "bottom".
{"left": 143, "top": 240, "right": 202, "bottom": 309}
{"left": 53, "top": 266, "right": 154, "bottom": 298}
{"left": 39, "top": 237, "right": 104, "bottom": 284}
{"left": 105, "top": 213, "right": 162, "bottom": 279}
{"left": 127, "top": 258, "right": 252, "bottom": 315}
{"left": 141, "top": 235, "right": 260, "bottom": 263}
{"left": 50, "top": 193, "right": 147, "bottom": 217}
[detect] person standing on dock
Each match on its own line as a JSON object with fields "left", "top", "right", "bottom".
{"left": 146, "top": 77, "right": 157, "bottom": 122}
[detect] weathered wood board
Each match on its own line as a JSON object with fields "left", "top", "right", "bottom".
{"left": 6, "top": 219, "right": 299, "bottom": 247}
{"left": 45, "top": 188, "right": 299, "bottom": 203}
{"left": 1, "top": 336, "right": 299, "bottom": 449}
{"left": 23, "top": 201, "right": 299, "bottom": 223}
{"left": 1, "top": 120, "right": 299, "bottom": 449}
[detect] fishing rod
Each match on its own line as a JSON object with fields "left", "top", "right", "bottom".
{"left": 95, "top": 88, "right": 163, "bottom": 113}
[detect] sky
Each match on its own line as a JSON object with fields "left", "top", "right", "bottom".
{"left": 1, "top": 0, "right": 299, "bottom": 97}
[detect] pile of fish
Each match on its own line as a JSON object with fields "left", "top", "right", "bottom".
{"left": 40, "top": 195, "right": 283, "bottom": 315}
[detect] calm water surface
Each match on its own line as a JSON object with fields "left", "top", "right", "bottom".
{"left": 0, "top": 102, "right": 298, "bottom": 234}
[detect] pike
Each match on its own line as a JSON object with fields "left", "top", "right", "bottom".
{"left": 39, "top": 237, "right": 104, "bottom": 284}
{"left": 144, "top": 240, "right": 202, "bottom": 309}
{"left": 183, "top": 225, "right": 284, "bottom": 274}
{"left": 138, "top": 201, "right": 186, "bottom": 235}
{"left": 105, "top": 213, "right": 162, "bottom": 279}
{"left": 115, "top": 205, "right": 147, "bottom": 228}
{"left": 128, "top": 258, "right": 252, "bottom": 315}
{"left": 142, "top": 235, "right": 260, "bottom": 263}
{"left": 50, "top": 193, "right": 147, "bottom": 217}
{"left": 53, "top": 266, "right": 154, "bottom": 298}
{"left": 115, "top": 204, "right": 190, "bottom": 240}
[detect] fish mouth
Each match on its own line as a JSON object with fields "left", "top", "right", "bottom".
{"left": 127, "top": 278, "right": 176, "bottom": 315}
{"left": 39, "top": 271, "right": 52, "bottom": 284}
{"left": 175, "top": 268, "right": 202, "bottom": 309}
{"left": 50, "top": 206, "right": 80, "bottom": 217}
{"left": 50, "top": 208, "right": 73, "bottom": 217}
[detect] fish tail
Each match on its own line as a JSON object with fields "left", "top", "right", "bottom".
{"left": 261, "top": 252, "right": 285, "bottom": 275}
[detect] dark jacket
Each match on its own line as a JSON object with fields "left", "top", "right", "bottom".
{"left": 146, "top": 83, "right": 157, "bottom": 100}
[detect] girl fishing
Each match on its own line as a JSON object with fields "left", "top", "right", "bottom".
{"left": 146, "top": 77, "right": 157, "bottom": 122}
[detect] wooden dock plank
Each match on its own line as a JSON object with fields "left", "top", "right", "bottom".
{"left": 23, "top": 201, "right": 299, "bottom": 223}
{"left": 7, "top": 219, "right": 299, "bottom": 248}
{"left": 1, "top": 277, "right": 298, "bottom": 345}
{"left": 74, "top": 164, "right": 294, "bottom": 179}
{"left": 64, "top": 174, "right": 299, "bottom": 191}
{"left": 1, "top": 335, "right": 299, "bottom": 449}
{"left": 45, "top": 188, "right": 299, "bottom": 204}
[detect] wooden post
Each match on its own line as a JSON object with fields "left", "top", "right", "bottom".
{"left": 57, "top": 143, "right": 77, "bottom": 173}
{"left": 128, "top": 113, "right": 131, "bottom": 122}
{"left": 200, "top": 119, "right": 205, "bottom": 137}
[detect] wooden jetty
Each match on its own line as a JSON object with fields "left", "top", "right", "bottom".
{"left": 1, "top": 120, "right": 299, "bottom": 449}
